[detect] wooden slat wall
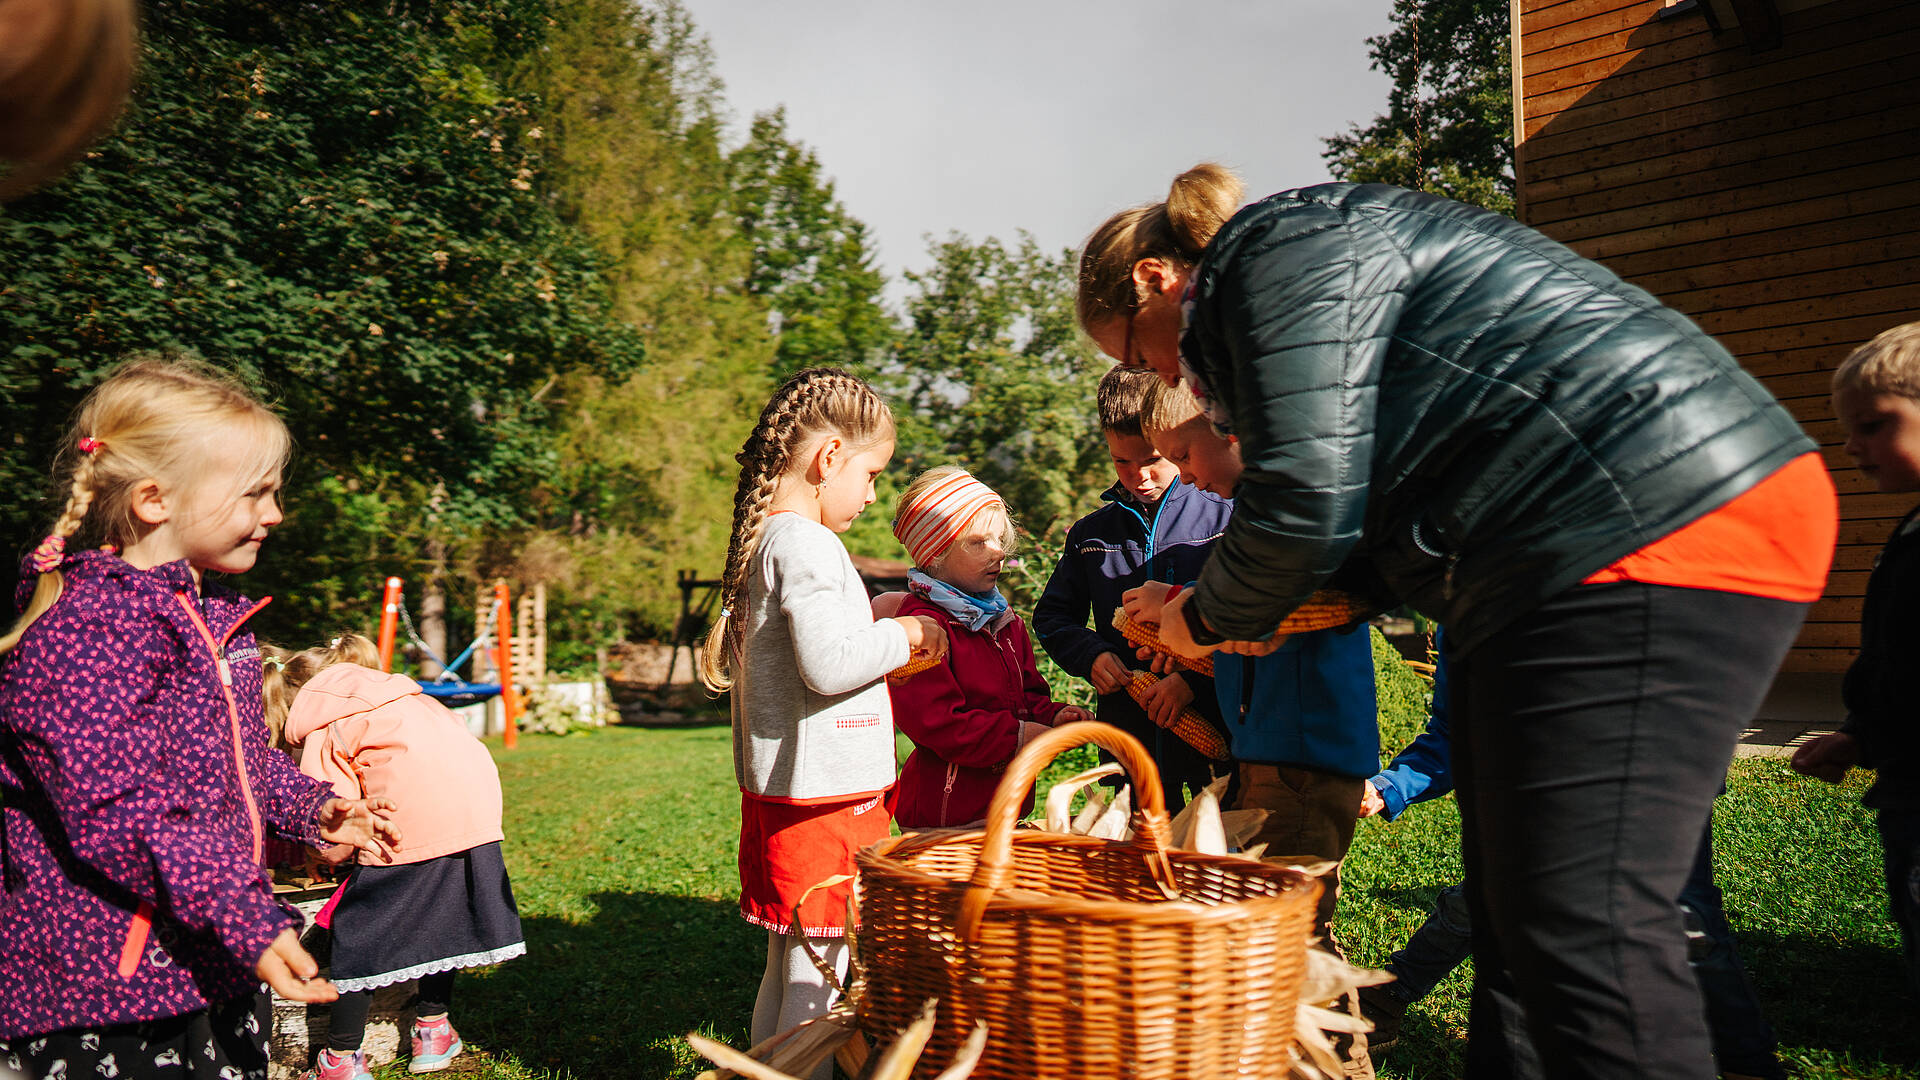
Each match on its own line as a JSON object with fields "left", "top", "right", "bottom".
{"left": 1515, "top": 0, "right": 1920, "bottom": 671}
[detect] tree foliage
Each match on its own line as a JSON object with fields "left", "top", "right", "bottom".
{"left": 874, "top": 233, "right": 1109, "bottom": 552}
{"left": 1321, "top": 0, "right": 1515, "bottom": 215}
{"left": 0, "top": 0, "right": 643, "bottom": 640}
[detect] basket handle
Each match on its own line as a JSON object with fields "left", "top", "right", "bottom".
{"left": 955, "top": 720, "right": 1180, "bottom": 941}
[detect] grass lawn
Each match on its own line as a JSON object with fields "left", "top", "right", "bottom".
{"left": 412, "top": 658, "right": 1914, "bottom": 1079}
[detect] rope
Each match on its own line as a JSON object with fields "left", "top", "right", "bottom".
{"left": 396, "top": 587, "right": 503, "bottom": 683}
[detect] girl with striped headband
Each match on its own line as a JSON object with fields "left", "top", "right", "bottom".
{"left": 886, "top": 466, "right": 1093, "bottom": 829}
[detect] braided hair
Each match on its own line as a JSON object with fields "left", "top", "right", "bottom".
{"left": 699, "top": 367, "right": 893, "bottom": 693}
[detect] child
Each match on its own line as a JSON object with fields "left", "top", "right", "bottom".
{"left": 0, "top": 359, "right": 399, "bottom": 1080}
{"left": 272, "top": 634, "right": 524, "bottom": 1079}
{"left": 1120, "top": 377, "right": 1378, "bottom": 1076}
{"left": 1032, "top": 367, "right": 1231, "bottom": 810}
{"left": 1793, "top": 320, "right": 1920, "bottom": 993}
{"left": 700, "top": 368, "right": 947, "bottom": 1058}
{"left": 888, "top": 467, "right": 1093, "bottom": 829}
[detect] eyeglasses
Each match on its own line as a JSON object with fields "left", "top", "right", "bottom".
{"left": 1114, "top": 303, "right": 1149, "bottom": 373}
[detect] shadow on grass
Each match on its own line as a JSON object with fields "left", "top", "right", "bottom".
{"left": 1373, "top": 929, "right": 1918, "bottom": 1079}
{"left": 458, "top": 890, "right": 760, "bottom": 1080}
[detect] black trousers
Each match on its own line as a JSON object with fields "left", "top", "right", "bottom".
{"left": 1448, "top": 582, "right": 1807, "bottom": 1080}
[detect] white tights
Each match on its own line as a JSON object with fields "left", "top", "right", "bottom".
{"left": 751, "top": 930, "right": 850, "bottom": 1080}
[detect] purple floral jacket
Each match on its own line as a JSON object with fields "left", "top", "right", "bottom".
{"left": 0, "top": 550, "right": 332, "bottom": 1037}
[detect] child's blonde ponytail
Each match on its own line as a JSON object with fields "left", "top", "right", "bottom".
{"left": 0, "top": 452, "right": 103, "bottom": 655}
{"left": 262, "top": 632, "right": 381, "bottom": 747}
{"left": 700, "top": 368, "right": 893, "bottom": 693}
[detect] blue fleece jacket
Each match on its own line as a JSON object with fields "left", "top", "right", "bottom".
{"left": 1213, "top": 625, "right": 1379, "bottom": 778}
{"left": 1370, "top": 636, "right": 1451, "bottom": 820}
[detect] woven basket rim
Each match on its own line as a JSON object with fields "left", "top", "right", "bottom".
{"left": 860, "top": 828, "right": 1320, "bottom": 928}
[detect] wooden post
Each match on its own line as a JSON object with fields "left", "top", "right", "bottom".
{"left": 494, "top": 579, "right": 521, "bottom": 748}
{"left": 375, "top": 577, "right": 402, "bottom": 672}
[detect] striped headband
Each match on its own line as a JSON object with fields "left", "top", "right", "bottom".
{"left": 894, "top": 470, "right": 1002, "bottom": 568}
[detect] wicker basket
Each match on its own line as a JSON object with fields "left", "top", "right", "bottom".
{"left": 856, "top": 721, "right": 1322, "bottom": 1080}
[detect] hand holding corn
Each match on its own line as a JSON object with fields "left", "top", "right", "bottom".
{"left": 887, "top": 614, "right": 949, "bottom": 682}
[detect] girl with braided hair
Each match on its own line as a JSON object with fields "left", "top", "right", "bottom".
{"left": 701, "top": 367, "right": 946, "bottom": 1056}
{"left": 0, "top": 359, "right": 400, "bottom": 1080}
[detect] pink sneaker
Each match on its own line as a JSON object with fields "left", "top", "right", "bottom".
{"left": 301, "top": 1048, "right": 372, "bottom": 1080}
{"left": 409, "top": 1014, "right": 464, "bottom": 1074}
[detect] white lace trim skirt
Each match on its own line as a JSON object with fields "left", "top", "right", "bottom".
{"left": 326, "top": 841, "right": 525, "bottom": 993}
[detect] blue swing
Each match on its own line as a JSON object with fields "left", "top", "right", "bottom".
{"left": 398, "top": 592, "right": 504, "bottom": 708}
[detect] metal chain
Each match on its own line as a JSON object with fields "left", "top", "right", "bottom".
{"left": 394, "top": 585, "right": 501, "bottom": 676}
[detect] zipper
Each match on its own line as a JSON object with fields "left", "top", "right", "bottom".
{"left": 118, "top": 900, "right": 154, "bottom": 977}
{"left": 172, "top": 592, "right": 272, "bottom": 863}
{"left": 941, "top": 763, "right": 957, "bottom": 826}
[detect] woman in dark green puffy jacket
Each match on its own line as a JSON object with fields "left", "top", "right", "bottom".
{"left": 1078, "top": 164, "right": 1835, "bottom": 1080}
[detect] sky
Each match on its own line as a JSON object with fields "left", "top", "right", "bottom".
{"left": 674, "top": 1, "right": 1400, "bottom": 296}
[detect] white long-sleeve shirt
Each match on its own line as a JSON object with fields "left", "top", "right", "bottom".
{"left": 731, "top": 512, "right": 908, "bottom": 802}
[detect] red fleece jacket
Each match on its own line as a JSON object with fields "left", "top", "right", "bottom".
{"left": 887, "top": 595, "right": 1069, "bottom": 829}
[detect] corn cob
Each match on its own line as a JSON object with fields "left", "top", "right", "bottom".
{"left": 1112, "top": 606, "right": 1214, "bottom": 677}
{"left": 887, "top": 650, "right": 943, "bottom": 684}
{"left": 1111, "top": 589, "right": 1374, "bottom": 675}
{"left": 1127, "top": 671, "right": 1231, "bottom": 761}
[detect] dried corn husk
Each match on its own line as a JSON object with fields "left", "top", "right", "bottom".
{"left": 688, "top": 999, "right": 984, "bottom": 1080}
{"left": 1041, "top": 762, "right": 1122, "bottom": 832}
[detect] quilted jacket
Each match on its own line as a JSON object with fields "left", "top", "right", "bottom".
{"left": 1179, "top": 183, "right": 1813, "bottom": 652}
{"left": 0, "top": 550, "right": 332, "bottom": 1037}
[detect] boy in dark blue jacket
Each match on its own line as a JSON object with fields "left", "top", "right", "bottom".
{"left": 1033, "top": 368, "right": 1231, "bottom": 809}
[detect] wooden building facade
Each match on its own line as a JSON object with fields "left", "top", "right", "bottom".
{"left": 1511, "top": 0, "right": 1920, "bottom": 670}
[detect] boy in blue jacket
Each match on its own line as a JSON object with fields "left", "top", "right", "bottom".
{"left": 1120, "top": 376, "right": 1380, "bottom": 1075}
{"left": 1033, "top": 367, "right": 1231, "bottom": 809}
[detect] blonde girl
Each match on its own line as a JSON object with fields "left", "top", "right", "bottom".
{"left": 0, "top": 359, "right": 398, "bottom": 1080}
{"left": 886, "top": 467, "right": 1091, "bottom": 829}
{"left": 702, "top": 367, "right": 946, "bottom": 1057}
{"left": 269, "top": 634, "right": 522, "bottom": 1080}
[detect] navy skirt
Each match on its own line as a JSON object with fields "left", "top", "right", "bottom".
{"left": 328, "top": 842, "right": 524, "bottom": 993}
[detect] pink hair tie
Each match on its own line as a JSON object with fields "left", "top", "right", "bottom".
{"left": 77, "top": 436, "right": 101, "bottom": 454}
{"left": 30, "top": 534, "right": 66, "bottom": 573}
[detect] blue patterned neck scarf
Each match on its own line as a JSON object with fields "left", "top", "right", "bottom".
{"left": 907, "top": 568, "right": 1009, "bottom": 632}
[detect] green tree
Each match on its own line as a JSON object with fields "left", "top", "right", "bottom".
{"left": 864, "top": 233, "right": 1109, "bottom": 565}
{"left": 1321, "top": 0, "right": 1515, "bottom": 214}
{"left": 730, "top": 108, "right": 895, "bottom": 378}
{"left": 0, "top": 0, "right": 643, "bottom": 641}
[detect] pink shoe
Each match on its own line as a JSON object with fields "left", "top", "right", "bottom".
{"left": 301, "top": 1048, "right": 372, "bottom": 1080}
{"left": 409, "top": 1014, "right": 465, "bottom": 1073}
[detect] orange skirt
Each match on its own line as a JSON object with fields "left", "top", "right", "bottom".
{"left": 739, "top": 789, "right": 893, "bottom": 937}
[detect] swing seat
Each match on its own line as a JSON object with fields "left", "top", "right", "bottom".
{"left": 415, "top": 679, "right": 501, "bottom": 708}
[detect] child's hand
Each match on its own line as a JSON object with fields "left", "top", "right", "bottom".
{"left": 1121, "top": 581, "right": 1175, "bottom": 624}
{"left": 1089, "top": 652, "right": 1133, "bottom": 694}
{"left": 1359, "top": 781, "right": 1387, "bottom": 818}
{"left": 896, "top": 615, "right": 949, "bottom": 663}
{"left": 1136, "top": 644, "right": 1181, "bottom": 676}
{"left": 1053, "top": 705, "right": 1094, "bottom": 726}
{"left": 258, "top": 927, "right": 337, "bottom": 1003}
{"left": 1154, "top": 591, "right": 1220, "bottom": 660}
{"left": 1790, "top": 731, "right": 1861, "bottom": 784}
{"left": 318, "top": 797, "right": 401, "bottom": 863}
{"left": 1137, "top": 673, "right": 1194, "bottom": 729}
